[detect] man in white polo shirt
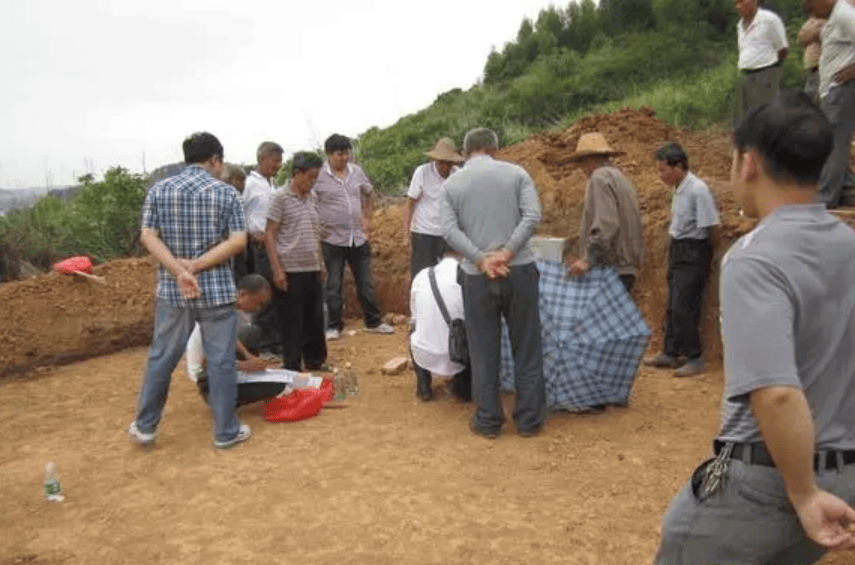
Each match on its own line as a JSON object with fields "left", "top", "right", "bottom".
{"left": 402, "top": 137, "right": 463, "bottom": 281}
{"left": 243, "top": 141, "right": 283, "bottom": 352}
{"left": 734, "top": 0, "right": 789, "bottom": 124}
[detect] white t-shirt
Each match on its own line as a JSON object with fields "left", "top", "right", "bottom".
{"left": 185, "top": 311, "right": 252, "bottom": 382}
{"left": 737, "top": 8, "right": 788, "bottom": 70}
{"left": 406, "top": 162, "right": 459, "bottom": 236}
{"left": 242, "top": 170, "right": 276, "bottom": 236}
{"left": 409, "top": 257, "right": 465, "bottom": 376}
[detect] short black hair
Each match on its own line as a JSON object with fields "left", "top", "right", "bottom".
{"left": 237, "top": 273, "right": 270, "bottom": 294}
{"left": 654, "top": 142, "right": 689, "bottom": 170}
{"left": 324, "top": 134, "right": 352, "bottom": 154}
{"left": 733, "top": 91, "right": 832, "bottom": 185}
{"left": 183, "top": 132, "right": 224, "bottom": 165}
{"left": 292, "top": 151, "right": 324, "bottom": 174}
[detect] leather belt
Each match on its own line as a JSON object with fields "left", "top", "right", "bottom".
{"left": 714, "top": 440, "right": 855, "bottom": 472}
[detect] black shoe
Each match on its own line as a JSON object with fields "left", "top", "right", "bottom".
{"left": 469, "top": 420, "right": 500, "bottom": 439}
{"left": 518, "top": 426, "right": 542, "bottom": 438}
{"left": 416, "top": 371, "right": 433, "bottom": 401}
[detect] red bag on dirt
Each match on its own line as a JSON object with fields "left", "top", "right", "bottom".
{"left": 263, "top": 378, "right": 334, "bottom": 423}
{"left": 52, "top": 256, "right": 93, "bottom": 275}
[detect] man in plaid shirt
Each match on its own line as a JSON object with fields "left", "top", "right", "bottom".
{"left": 128, "top": 132, "right": 252, "bottom": 449}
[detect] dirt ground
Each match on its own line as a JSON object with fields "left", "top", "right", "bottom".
{"left": 2, "top": 107, "right": 855, "bottom": 563}
{"left": 1, "top": 324, "right": 849, "bottom": 564}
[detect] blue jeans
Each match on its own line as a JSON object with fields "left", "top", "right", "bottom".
{"left": 321, "top": 241, "right": 382, "bottom": 331}
{"left": 135, "top": 300, "right": 240, "bottom": 443}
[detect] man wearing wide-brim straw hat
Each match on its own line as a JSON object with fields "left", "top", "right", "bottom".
{"left": 565, "top": 132, "right": 643, "bottom": 297}
{"left": 403, "top": 137, "right": 464, "bottom": 286}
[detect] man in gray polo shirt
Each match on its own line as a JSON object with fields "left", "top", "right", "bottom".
{"left": 645, "top": 143, "right": 720, "bottom": 377}
{"left": 440, "top": 127, "right": 545, "bottom": 439}
{"left": 654, "top": 94, "right": 855, "bottom": 564}
{"left": 806, "top": 0, "right": 855, "bottom": 208}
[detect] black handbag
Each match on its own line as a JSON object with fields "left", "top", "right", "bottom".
{"left": 428, "top": 267, "right": 469, "bottom": 365}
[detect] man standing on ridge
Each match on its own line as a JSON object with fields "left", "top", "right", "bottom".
{"left": 805, "top": 0, "right": 855, "bottom": 208}
{"left": 734, "top": 0, "right": 789, "bottom": 124}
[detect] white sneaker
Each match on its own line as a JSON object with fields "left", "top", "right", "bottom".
{"left": 365, "top": 322, "right": 394, "bottom": 335}
{"left": 213, "top": 423, "right": 252, "bottom": 449}
{"left": 128, "top": 421, "right": 156, "bottom": 445}
{"left": 325, "top": 329, "right": 340, "bottom": 341}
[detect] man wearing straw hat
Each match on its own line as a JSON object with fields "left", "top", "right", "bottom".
{"left": 565, "top": 132, "right": 643, "bottom": 294}
{"left": 403, "top": 137, "right": 464, "bottom": 281}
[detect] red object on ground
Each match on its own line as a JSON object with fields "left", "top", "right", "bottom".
{"left": 53, "top": 256, "right": 93, "bottom": 275}
{"left": 263, "top": 378, "right": 334, "bottom": 423}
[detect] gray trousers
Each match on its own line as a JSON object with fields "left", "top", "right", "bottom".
{"left": 463, "top": 263, "right": 545, "bottom": 434}
{"left": 817, "top": 81, "right": 855, "bottom": 207}
{"left": 654, "top": 456, "right": 855, "bottom": 564}
{"left": 735, "top": 65, "right": 782, "bottom": 126}
{"left": 804, "top": 68, "right": 819, "bottom": 105}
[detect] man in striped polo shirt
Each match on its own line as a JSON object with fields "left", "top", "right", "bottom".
{"left": 265, "top": 152, "right": 328, "bottom": 372}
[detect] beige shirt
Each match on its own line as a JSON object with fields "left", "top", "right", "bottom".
{"left": 579, "top": 165, "right": 644, "bottom": 276}
{"left": 799, "top": 17, "right": 826, "bottom": 70}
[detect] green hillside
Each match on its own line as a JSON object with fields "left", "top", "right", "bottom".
{"left": 356, "top": 0, "right": 809, "bottom": 194}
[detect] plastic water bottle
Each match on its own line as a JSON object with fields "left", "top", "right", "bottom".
{"left": 43, "top": 461, "right": 65, "bottom": 502}
{"left": 344, "top": 362, "right": 360, "bottom": 398}
{"left": 333, "top": 369, "right": 347, "bottom": 402}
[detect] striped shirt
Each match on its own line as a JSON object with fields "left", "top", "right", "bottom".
{"left": 266, "top": 182, "right": 322, "bottom": 272}
{"left": 313, "top": 162, "right": 373, "bottom": 247}
{"left": 141, "top": 164, "right": 245, "bottom": 307}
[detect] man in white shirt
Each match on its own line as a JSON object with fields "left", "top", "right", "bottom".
{"left": 734, "top": 0, "right": 789, "bottom": 124}
{"left": 409, "top": 252, "right": 471, "bottom": 402}
{"left": 806, "top": 0, "right": 855, "bottom": 208}
{"left": 242, "top": 141, "right": 283, "bottom": 352}
{"left": 185, "top": 274, "right": 287, "bottom": 406}
{"left": 402, "top": 138, "right": 463, "bottom": 281}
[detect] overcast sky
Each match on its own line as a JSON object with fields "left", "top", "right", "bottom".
{"left": 0, "top": 0, "right": 562, "bottom": 189}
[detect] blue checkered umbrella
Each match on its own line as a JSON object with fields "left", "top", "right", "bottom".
{"left": 500, "top": 262, "right": 650, "bottom": 410}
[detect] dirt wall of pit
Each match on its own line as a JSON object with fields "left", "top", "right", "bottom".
{"left": 4, "top": 107, "right": 851, "bottom": 377}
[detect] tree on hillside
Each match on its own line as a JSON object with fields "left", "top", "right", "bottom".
{"left": 562, "top": 0, "right": 601, "bottom": 54}
{"left": 600, "top": 0, "right": 656, "bottom": 33}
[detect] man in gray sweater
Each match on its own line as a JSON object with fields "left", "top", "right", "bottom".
{"left": 440, "top": 127, "right": 545, "bottom": 439}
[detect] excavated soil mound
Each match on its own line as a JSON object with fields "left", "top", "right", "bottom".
{"left": 6, "top": 107, "right": 853, "bottom": 377}
{"left": 0, "top": 257, "right": 155, "bottom": 376}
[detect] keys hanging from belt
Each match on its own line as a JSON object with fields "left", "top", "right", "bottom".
{"left": 703, "top": 442, "right": 733, "bottom": 498}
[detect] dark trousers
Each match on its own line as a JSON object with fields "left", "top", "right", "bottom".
{"left": 321, "top": 241, "right": 382, "bottom": 331}
{"left": 275, "top": 271, "right": 327, "bottom": 371}
{"left": 618, "top": 274, "right": 634, "bottom": 295}
{"left": 463, "top": 263, "right": 545, "bottom": 434}
{"left": 413, "top": 361, "right": 472, "bottom": 400}
{"left": 251, "top": 245, "right": 281, "bottom": 352}
{"left": 410, "top": 232, "right": 447, "bottom": 280}
{"left": 663, "top": 238, "right": 712, "bottom": 361}
{"left": 197, "top": 324, "right": 286, "bottom": 407}
{"left": 818, "top": 81, "right": 855, "bottom": 207}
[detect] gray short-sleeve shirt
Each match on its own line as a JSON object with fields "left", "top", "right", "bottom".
{"left": 717, "top": 204, "right": 855, "bottom": 449}
{"left": 669, "top": 172, "right": 720, "bottom": 240}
